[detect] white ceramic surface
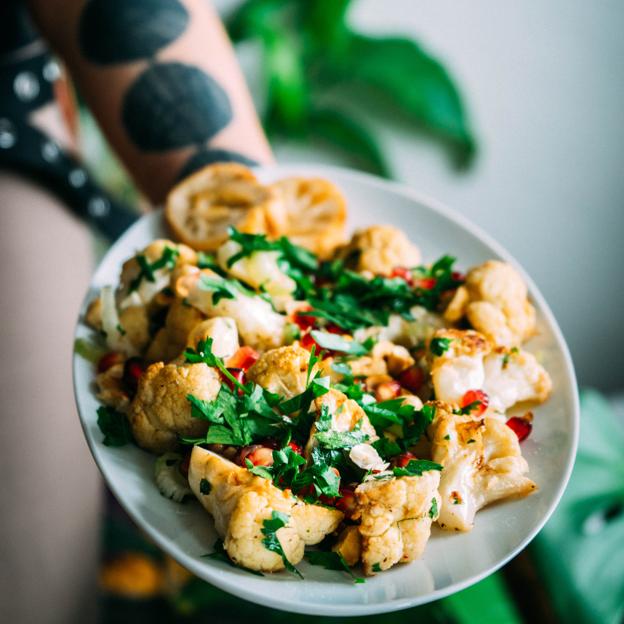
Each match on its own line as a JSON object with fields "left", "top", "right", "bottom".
{"left": 73, "top": 164, "right": 579, "bottom": 616}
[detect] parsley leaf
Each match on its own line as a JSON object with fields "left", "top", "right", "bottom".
{"left": 429, "top": 497, "right": 438, "bottom": 519}
{"left": 184, "top": 337, "right": 247, "bottom": 393}
{"left": 261, "top": 511, "right": 303, "bottom": 578}
{"left": 305, "top": 551, "right": 365, "bottom": 583}
{"left": 97, "top": 406, "right": 133, "bottom": 447}
{"left": 315, "top": 428, "right": 370, "bottom": 450}
{"left": 392, "top": 459, "right": 443, "bottom": 477}
{"left": 198, "top": 275, "right": 240, "bottom": 305}
{"left": 129, "top": 246, "right": 179, "bottom": 292}
{"left": 430, "top": 336, "right": 452, "bottom": 356}
{"left": 309, "top": 330, "right": 373, "bottom": 356}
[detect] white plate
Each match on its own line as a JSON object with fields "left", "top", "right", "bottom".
{"left": 73, "top": 164, "right": 579, "bottom": 616}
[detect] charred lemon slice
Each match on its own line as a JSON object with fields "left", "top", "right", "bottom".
{"left": 271, "top": 177, "right": 347, "bottom": 258}
{"left": 165, "top": 163, "right": 283, "bottom": 250}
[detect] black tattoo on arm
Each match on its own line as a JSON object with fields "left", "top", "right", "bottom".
{"left": 122, "top": 62, "right": 232, "bottom": 150}
{"left": 77, "top": 0, "right": 260, "bottom": 181}
{"left": 79, "top": 0, "right": 189, "bottom": 65}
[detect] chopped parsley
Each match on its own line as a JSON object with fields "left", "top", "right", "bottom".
{"left": 429, "top": 497, "right": 438, "bottom": 519}
{"left": 198, "top": 275, "right": 242, "bottom": 305}
{"left": 261, "top": 511, "right": 303, "bottom": 578}
{"left": 372, "top": 563, "right": 382, "bottom": 573}
{"left": 392, "top": 459, "right": 443, "bottom": 477}
{"left": 97, "top": 406, "right": 133, "bottom": 447}
{"left": 199, "top": 478, "right": 211, "bottom": 495}
{"left": 501, "top": 346, "right": 519, "bottom": 369}
{"left": 309, "top": 330, "right": 374, "bottom": 356}
{"left": 430, "top": 336, "right": 452, "bottom": 356}
{"left": 129, "top": 246, "right": 179, "bottom": 292}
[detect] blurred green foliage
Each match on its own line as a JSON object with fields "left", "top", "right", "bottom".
{"left": 227, "top": 0, "right": 477, "bottom": 177}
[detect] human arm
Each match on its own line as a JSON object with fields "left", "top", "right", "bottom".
{"left": 26, "top": 0, "right": 273, "bottom": 203}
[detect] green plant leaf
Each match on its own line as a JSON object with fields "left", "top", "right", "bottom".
{"left": 308, "top": 108, "right": 391, "bottom": 177}
{"left": 343, "top": 34, "right": 476, "bottom": 167}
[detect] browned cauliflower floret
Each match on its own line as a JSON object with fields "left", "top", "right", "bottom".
{"left": 180, "top": 269, "right": 286, "bottom": 351}
{"left": 430, "top": 329, "right": 551, "bottom": 412}
{"left": 348, "top": 340, "right": 414, "bottom": 378}
{"left": 482, "top": 347, "right": 552, "bottom": 412}
{"left": 118, "top": 239, "right": 197, "bottom": 308}
{"left": 332, "top": 526, "right": 361, "bottom": 567}
{"left": 247, "top": 345, "right": 315, "bottom": 399}
{"left": 95, "top": 363, "right": 130, "bottom": 413}
{"left": 186, "top": 317, "right": 239, "bottom": 360}
{"left": 430, "top": 329, "right": 492, "bottom": 405}
{"left": 338, "top": 225, "right": 421, "bottom": 276}
{"left": 118, "top": 305, "right": 151, "bottom": 353}
{"left": 129, "top": 362, "right": 220, "bottom": 453}
{"left": 306, "top": 389, "right": 378, "bottom": 458}
{"left": 429, "top": 402, "right": 536, "bottom": 532}
{"left": 188, "top": 448, "right": 343, "bottom": 573}
{"left": 444, "top": 260, "right": 536, "bottom": 347}
{"left": 353, "top": 471, "right": 441, "bottom": 575}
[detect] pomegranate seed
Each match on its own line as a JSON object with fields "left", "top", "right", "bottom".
{"left": 390, "top": 267, "right": 413, "bottom": 284}
{"left": 415, "top": 277, "right": 437, "bottom": 290}
{"left": 451, "top": 271, "right": 465, "bottom": 282}
{"left": 226, "top": 346, "right": 259, "bottom": 371}
{"left": 397, "top": 365, "right": 425, "bottom": 394}
{"left": 122, "top": 357, "right": 145, "bottom": 393}
{"left": 395, "top": 452, "right": 416, "bottom": 468}
{"left": 288, "top": 441, "right": 303, "bottom": 455}
{"left": 506, "top": 416, "right": 533, "bottom": 441}
{"left": 300, "top": 331, "right": 317, "bottom": 351}
{"left": 293, "top": 310, "right": 316, "bottom": 330}
{"left": 97, "top": 351, "right": 124, "bottom": 373}
{"left": 375, "top": 380, "right": 402, "bottom": 402}
{"left": 326, "top": 323, "right": 344, "bottom": 335}
{"left": 461, "top": 389, "right": 489, "bottom": 415}
{"left": 238, "top": 445, "right": 274, "bottom": 467}
{"left": 319, "top": 494, "right": 338, "bottom": 506}
{"left": 335, "top": 487, "right": 357, "bottom": 517}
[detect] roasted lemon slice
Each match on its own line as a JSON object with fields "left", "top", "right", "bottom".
{"left": 271, "top": 177, "right": 347, "bottom": 258}
{"left": 165, "top": 163, "right": 283, "bottom": 250}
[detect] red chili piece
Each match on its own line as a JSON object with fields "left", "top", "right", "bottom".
{"left": 390, "top": 267, "right": 414, "bottom": 285}
{"left": 506, "top": 417, "right": 532, "bottom": 442}
{"left": 394, "top": 452, "right": 416, "bottom": 468}
{"left": 461, "top": 389, "right": 489, "bottom": 415}
{"left": 227, "top": 346, "right": 259, "bottom": 371}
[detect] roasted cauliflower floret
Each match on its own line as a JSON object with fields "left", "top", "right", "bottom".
{"left": 188, "top": 448, "right": 343, "bottom": 573}
{"left": 180, "top": 269, "right": 286, "bottom": 351}
{"left": 430, "top": 329, "right": 551, "bottom": 412}
{"left": 483, "top": 347, "right": 552, "bottom": 412}
{"left": 429, "top": 402, "right": 536, "bottom": 532}
{"left": 354, "top": 306, "right": 444, "bottom": 350}
{"left": 311, "top": 389, "right": 378, "bottom": 445}
{"left": 118, "top": 239, "right": 196, "bottom": 308}
{"left": 95, "top": 362, "right": 130, "bottom": 413}
{"left": 129, "top": 362, "right": 220, "bottom": 453}
{"left": 353, "top": 471, "right": 441, "bottom": 575}
{"left": 430, "top": 329, "right": 492, "bottom": 405}
{"left": 444, "top": 260, "right": 536, "bottom": 347}
{"left": 186, "top": 317, "right": 239, "bottom": 361}
{"left": 338, "top": 225, "right": 421, "bottom": 276}
{"left": 349, "top": 340, "right": 414, "bottom": 378}
{"left": 332, "top": 526, "right": 362, "bottom": 567}
{"left": 247, "top": 345, "right": 315, "bottom": 399}
{"left": 217, "top": 239, "right": 296, "bottom": 302}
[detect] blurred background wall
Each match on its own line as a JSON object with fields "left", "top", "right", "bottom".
{"left": 220, "top": 0, "right": 624, "bottom": 392}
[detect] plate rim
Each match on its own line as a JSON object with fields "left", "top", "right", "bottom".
{"left": 73, "top": 163, "right": 579, "bottom": 616}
